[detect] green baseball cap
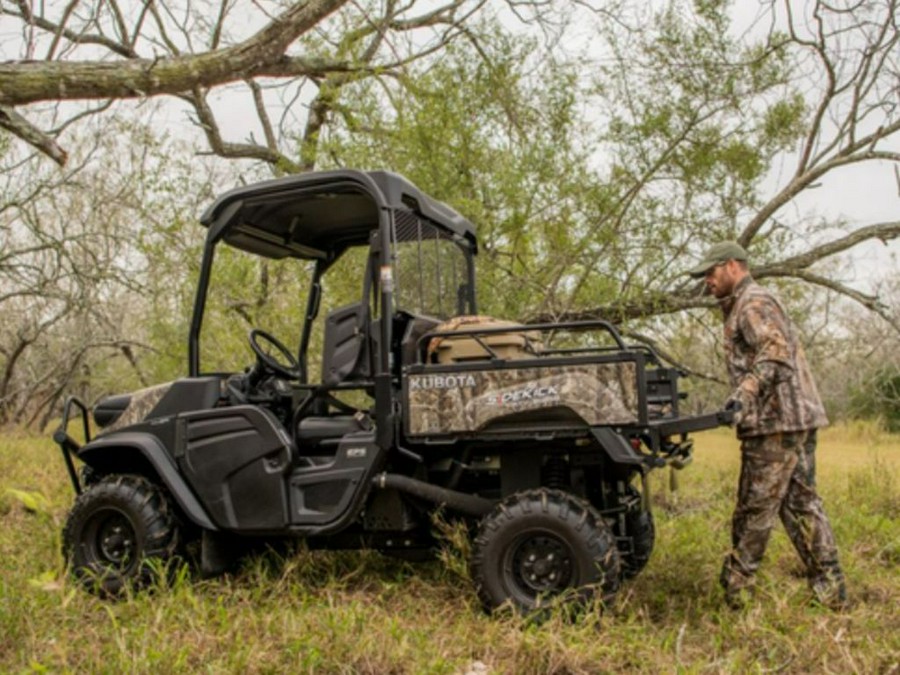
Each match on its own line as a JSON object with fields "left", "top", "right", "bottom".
{"left": 687, "top": 240, "right": 749, "bottom": 278}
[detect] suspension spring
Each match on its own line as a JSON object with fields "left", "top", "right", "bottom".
{"left": 542, "top": 454, "right": 569, "bottom": 489}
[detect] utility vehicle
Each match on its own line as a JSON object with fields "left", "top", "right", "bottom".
{"left": 54, "top": 170, "right": 732, "bottom": 612}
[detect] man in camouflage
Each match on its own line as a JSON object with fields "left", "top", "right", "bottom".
{"left": 688, "top": 241, "right": 846, "bottom": 609}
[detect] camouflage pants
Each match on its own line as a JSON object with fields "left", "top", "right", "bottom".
{"left": 720, "top": 430, "right": 843, "bottom": 594}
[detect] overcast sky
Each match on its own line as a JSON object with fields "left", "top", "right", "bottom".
{"left": 2, "top": 0, "right": 897, "bottom": 285}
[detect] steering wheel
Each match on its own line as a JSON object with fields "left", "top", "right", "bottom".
{"left": 248, "top": 329, "right": 301, "bottom": 380}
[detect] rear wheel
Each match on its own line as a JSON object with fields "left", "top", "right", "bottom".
{"left": 471, "top": 489, "right": 621, "bottom": 613}
{"left": 63, "top": 475, "right": 180, "bottom": 596}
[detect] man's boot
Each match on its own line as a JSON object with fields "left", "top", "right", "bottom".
{"left": 720, "top": 555, "right": 753, "bottom": 610}
{"left": 810, "top": 567, "right": 847, "bottom": 610}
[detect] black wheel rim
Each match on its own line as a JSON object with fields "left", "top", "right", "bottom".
{"left": 84, "top": 508, "right": 138, "bottom": 571}
{"left": 505, "top": 531, "right": 575, "bottom": 601}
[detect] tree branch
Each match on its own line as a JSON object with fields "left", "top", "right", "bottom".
{"left": 738, "top": 119, "right": 900, "bottom": 246}
{"left": 761, "top": 268, "right": 900, "bottom": 335}
{"left": 185, "top": 87, "right": 302, "bottom": 172}
{"left": 2, "top": 3, "right": 138, "bottom": 57}
{"left": 754, "top": 220, "right": 900, "bottom": 272}
{"left": 0, "top": 105, "right": 68, "bottom": 166}
{"left": 533, "top": 221, "right": 900, "bottom": 325}
{"left": 621, "top": 329, "right": 727, "bottom": 384}
{"left": 0, "top": 0, "right": 350, "bottom": 106}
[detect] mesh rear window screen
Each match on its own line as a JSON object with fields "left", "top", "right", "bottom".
{"left": 392, "top": 209, "right": 469, "bottom": 319}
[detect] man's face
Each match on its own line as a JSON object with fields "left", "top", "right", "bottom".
{"left": 705, "top": 260, "right": 739, "bottom": 298}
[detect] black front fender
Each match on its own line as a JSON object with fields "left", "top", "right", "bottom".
{"left": 78, "top": 431, "right": 217, "bottom": 531}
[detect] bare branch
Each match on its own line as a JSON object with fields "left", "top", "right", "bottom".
{"left": 761, "top": 268, "right": 900, "bottom": 335}
{"left": 533, "top": 221, "right": 900, "bottom": 325}
{"left": 210, "top": 0, "right": 233, "bottom": 50}
{"left": 105, "top": 0, "right": 133, "bottom": 52}
{"left": 186, "top": 87, "right": 302, "bottom": 171}
{"left": 247, "top": 79, "right": 278, "bottom": 154}
{"left": 0, "top": 105, "right": 68, "bottom": 166}
{"left": 621, "top": 330, "right": 727, "bottom": 384}
{"left": 738, "top": 119, "right": 900, "bottom": 246}
{"left": 50, "top": 99, "right": 115, "bottom": 134}
{"left": 528, "top": 291, "right": 716, "bottom": 325}
{"left": 754, "top": 220, "right": 900, "bottom": 272}
{"left": 0, "top": 0, "right": 350, "bottom": 106}
{"left": 2, "top": 2, "right": 138, "bottom": 57}
{"left": 45, "top": 0, "right": 83, "bottom": 61}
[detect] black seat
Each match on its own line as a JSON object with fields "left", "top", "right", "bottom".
{"left": 94, "top": 377, "right": 223, "bottom": 429}
{"left": 291, "top": 302, "right": 373, "bottom": 463}
{"left": 321, "top": 302, "right": 370, "bottom": 387}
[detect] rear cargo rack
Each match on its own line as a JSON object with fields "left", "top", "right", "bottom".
{"left": 52, "top": 396, "right": 91, "bottom": 495}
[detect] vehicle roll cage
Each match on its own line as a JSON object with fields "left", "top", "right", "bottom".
{"left": 187, "top": 170, "right": 478, "bottom": 429}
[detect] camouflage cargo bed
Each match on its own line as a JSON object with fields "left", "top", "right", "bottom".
{"left": 402, "top": 318, "right": 728, "bottom": 441}
{"left": 405, "top": 360, "right": 641, "bottom": 436}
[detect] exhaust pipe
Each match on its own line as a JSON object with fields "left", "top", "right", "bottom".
{"left": 373, "top": 472, "right": 495, "bottom": 516}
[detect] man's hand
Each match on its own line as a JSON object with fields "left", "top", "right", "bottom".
{"left": 724, "top": 395, "right": 744, "bottom": 426}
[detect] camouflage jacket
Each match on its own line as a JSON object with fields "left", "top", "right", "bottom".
{"left": 722, "top": 276, "right": 829, "bottom": 439}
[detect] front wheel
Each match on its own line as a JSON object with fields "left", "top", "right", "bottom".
{"left": 471, "top": 489, "right": 621, "bottom": 613}
{"left": 63, "top": 475, "right": 180, "bottom": 596}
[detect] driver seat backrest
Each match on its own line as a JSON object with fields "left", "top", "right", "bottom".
{"left": 321, "top": 301, "right": 371, "bottom": 387}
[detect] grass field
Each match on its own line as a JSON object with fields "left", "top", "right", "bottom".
{"left": 1, "top": 424, "right": 897, "bottom": 673}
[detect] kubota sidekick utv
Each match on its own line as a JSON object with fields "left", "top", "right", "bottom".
{"left": 54, "top": 169, "right": 732, "bottom": 612}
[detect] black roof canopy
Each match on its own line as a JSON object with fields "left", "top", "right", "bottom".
{"left": 200, "top": 169, "right": 477, "bottom": 260}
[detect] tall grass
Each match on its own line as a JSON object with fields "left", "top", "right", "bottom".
{"left": 1, "top": 424, "right": 898, "bottom": 673}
